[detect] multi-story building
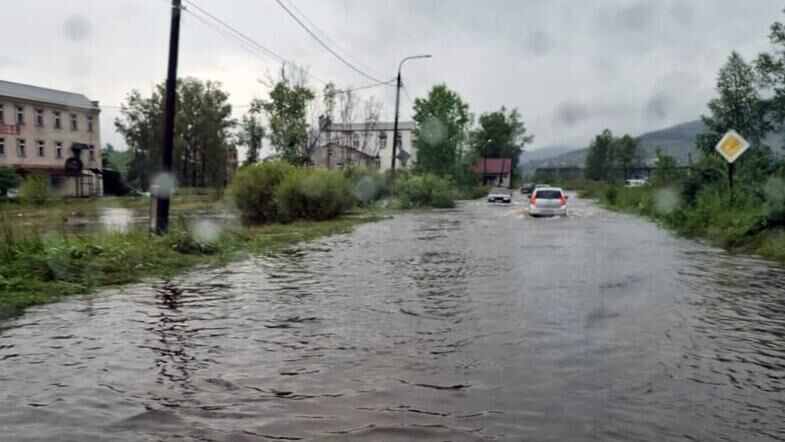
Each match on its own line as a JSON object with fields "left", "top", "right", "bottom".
{"left": 313, "top": 121, "right": 416, "bottom": 171}
{"left": 0, "top": 80, "right": 102, "bottom": 197}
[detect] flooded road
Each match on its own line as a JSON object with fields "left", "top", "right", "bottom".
{"left": 2, "top": 195, "right": 785, "bottom": 441}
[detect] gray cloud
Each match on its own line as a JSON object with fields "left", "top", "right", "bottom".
{"left": 63, "top": 15, "right": 91, "bottom": 42}
{"left": 555, "top": 102, "right": 589, "bottom": 127}
{"left": 526, "top": 31, "right": 555, "bottom": 57}
{"left": 645, "top": 93, "right": 674, "bottom": 120}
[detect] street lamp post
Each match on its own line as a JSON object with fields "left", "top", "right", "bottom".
{"left": 390, "top": 54, "right": 431, "bottom": 194}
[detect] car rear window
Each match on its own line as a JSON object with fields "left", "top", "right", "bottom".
{"left": 535, "top": 190, "right": 562, "bottom": 199}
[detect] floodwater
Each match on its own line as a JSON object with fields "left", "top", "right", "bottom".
{"left": 1, "top": 195, "right": 785, "bottom": 441}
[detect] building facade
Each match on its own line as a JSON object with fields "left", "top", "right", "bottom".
{"left": 0, "top": 80, "right": 102, "bottom": 197}
{"left": 313, "top": 121, "right": 416, "bottom": 171}
{"left": 473, "top": 157, "right": 512, "bottom": 187}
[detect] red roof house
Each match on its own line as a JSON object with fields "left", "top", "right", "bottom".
{"left": 472, "top": 157, "right": 512, "bottom": 187}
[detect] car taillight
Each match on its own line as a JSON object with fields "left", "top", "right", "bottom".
{"left": 530, "top": 194, "right": 537, "bottom": 205}
{"left": 560, "top": 195, "right": 566, "bottom": 206}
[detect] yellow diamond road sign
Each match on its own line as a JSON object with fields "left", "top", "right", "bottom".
{"left": 715, "top": 130, "right": 750, "bottom": 163}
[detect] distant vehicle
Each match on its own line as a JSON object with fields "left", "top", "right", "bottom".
{"left": 487, "top": 187, "right": 512, "bottom": 203}
{"left": 625, "top": 178, "right": 647, "bottom": 187}
{"left": 5, "top": 188, "right": 19, "bottom": 200}
{"left": 529, "top": 187, "right": 568, "bottom": 217}
{"left": 520, "top": 183, "right": 535, "bottom": 194}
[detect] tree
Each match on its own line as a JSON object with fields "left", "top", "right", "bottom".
{"left": 0, "top": 167, "right": 20, "bottom": 198}
{"left": 698, "top": 51, "right": 772, "bottom": 182}
{"left": 468, "top": 106, "right": 534, "bottom": 181}
{"left": 757, "top": 12, "right": 785, "bottom": 136}
{"left": 238, "top": 110, "right": 265, "bottom": 166}
{"left": 615, "top": 134, "right": 639, "bottom": 179}
{"left": 651, "top": 148, "right": 680, "bottom": 186}
{"left": 115, "top": 89, "right": 163, "bottom": 190}
{"left": 585, "top": 129, "right": 615, "bottom": 181}
{"left": 255, "top": 66, "right": 315, "bottom": 164}
{"left": 115, "top": 77, "right": 235, "bottom": 189}
{"left": 412, "top": 84, "right": 471, "bottom": 177}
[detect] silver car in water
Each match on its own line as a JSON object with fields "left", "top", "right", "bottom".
{"left": 529, "top": 187, "right": 568, "bottom": 217}
{"left": 487, "top": 187, "right": 512, "bottom": 203}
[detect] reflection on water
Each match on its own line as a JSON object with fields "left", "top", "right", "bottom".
{"left": 1, "top": 195, "right": 784, "bottom": 441}
{"left": 99, "top": 207, "right": 134, "bottom": 233}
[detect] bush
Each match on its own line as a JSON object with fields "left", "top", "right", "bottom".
{"left": 0, "top": 167, "right": 20, "bottom": 198}
{"left": 275, "top": 168, "right": 355, "bottom": 221}
{"left": 341, "top": 165, "right": 386, "bottom": 204}
{"left": 227, "top": 161, "right": 293, "bottom": 223}
{"left": 19, "top": 174, "right": 49, "bottom": 206}
{"left": 396, "top": 173, "right": 457, "bottom": 208}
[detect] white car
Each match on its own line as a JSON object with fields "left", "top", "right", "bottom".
{"left": 529, "top": 187, "right": 568, "bottom": 217}
{"left": 625, "top": 178, "right": 647, "bottom": 187}
{"left": 487, "top": 187, "right": 512, "bottom": 203}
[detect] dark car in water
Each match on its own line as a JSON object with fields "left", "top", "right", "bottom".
{"left": 520, "top": 183, "right": 535, "bottom": 194}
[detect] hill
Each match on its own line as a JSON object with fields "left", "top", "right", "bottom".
{"left": 523, "top": 120, "right": 707, "bottom": 172}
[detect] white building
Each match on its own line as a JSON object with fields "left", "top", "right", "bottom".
{"left": 313, "top": 121, "right": 416, "bottom": 171}
{"left": 0, "top": 80, "right": 102, "bottom": 196}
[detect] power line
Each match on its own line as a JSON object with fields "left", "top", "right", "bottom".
{"left": 281, "top": 0, "right": 388, "bottom": 80}
{"left": 182, "top": 0, "right": 330, "bottom": 84}
{"left": 274, "top": 0, "right": 386, "bottom": 84}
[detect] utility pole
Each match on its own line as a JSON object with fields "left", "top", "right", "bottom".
{"left": 390, "top": 69, "right": 402, "bottom": 194}
{"left": 152, "top": 0, "right": 182, "bottom": 235}
{"left": 390, "top": 54, "right": 431, "bottom": 194}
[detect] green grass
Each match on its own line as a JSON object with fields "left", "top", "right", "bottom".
{"left": 574, "top": 180, "right": 785, "bottom": 263}
{"left": 0, "top": 211, "right": 384, "bottom": 319}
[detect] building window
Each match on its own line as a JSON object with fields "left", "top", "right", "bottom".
{"left": 378, "top": 132, "right": 387, "bottom": 149}
{"left": 70, "top": 113, "right": 78, "bottom": 131}
{"left": 15, "top": 106, "right": 24, "bottom": 124}
{"left": 88, "top": 144, "right": 95, "bottom": 161}
{"left": 53, "top": 111, "right": 62, "bottom": 129}
{"left": 0, "top": 138, "right": 4, "bottom": 156}
{"left": 0, "top": 104, "right": 4, "bottom": 123}
{"left": 35, "top": 109, "right": 44, "bottom": 127}
{"left": 37, "top": 140, "right": 45, "bottom": 157}
{"left": 351, "top": 134, "right": 360, "bottom": 148}
{"left": 87, "top": 115, "right": 93, "bottom": 132}
{"left": 55, "top": 142, "right": 63, "bottom": 159}
{"left": 16, "top": 139, "right": 26, "bottom": 158}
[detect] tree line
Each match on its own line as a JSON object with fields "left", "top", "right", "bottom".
{"left": 115, "top": 66, "right": 535, "bottom": 191}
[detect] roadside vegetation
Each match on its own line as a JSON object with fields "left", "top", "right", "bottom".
{"left": 2, "top": 62, "right": 537, "bottom": 319}
{"left": 557, "top": 11, "right": 785, "bottom": 263}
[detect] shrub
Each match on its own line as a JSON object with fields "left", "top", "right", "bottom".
{"left": 19, "top": 174, "right": 49, "bottom": 206}
{"left": 0, "top": 167, "right": 20, "bottom": 198}
{"left": 341, "top": 165, "right": 386, "bottom": 204}
{"left": 275, "top": 168, "right": 355, "bottom": 221}
{"left": 396, "top": 173, "right": 457, "bottom": 208}
{"left": 227, "top": 161, "right": 293, "bottom": 223}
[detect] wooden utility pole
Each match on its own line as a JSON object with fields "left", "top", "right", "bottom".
{"left": 152, "top": 0, "right": 181, "bottom": 235}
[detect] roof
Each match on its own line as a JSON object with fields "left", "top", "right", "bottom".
{"left": 326, "top": 121, "right": 415, "bottom": 131}
{"left": 0, "top": 80, "right": 98, "bottom": 110}
{"left": 472, "top": 158, "right": 512, "bottom": 175}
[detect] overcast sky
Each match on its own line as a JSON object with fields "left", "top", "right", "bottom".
{"left": 2, "top": 0, "right": 783, "bottom": 152}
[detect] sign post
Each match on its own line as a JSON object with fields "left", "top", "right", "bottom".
{"left": 714, "top": 130, "right": 750, "bottom": 192}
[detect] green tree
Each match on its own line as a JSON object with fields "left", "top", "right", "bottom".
{"left": 238, "top": 110, "right": 265, "bottom": 166}
{"left": 115, "top": 78, "right": 235, "bottom": 189}
{"left": 412, "top": 84, "right": 471, "bottom": 177}
{"left": 115, "top": 89, "right": 162, "bottom": 190}
{"left": 0, "top": 167, "right": 20, "bottom": 198}
{"left": 651, "top": 148, "right": 680, "bottom": 186}
{"left": 757, "top": 11, "right": 785, "bottom": 135}
{"left": 469, "top": 106, "right": 534, "bottom": 181}
{"left": 585, "top": 129, "right": 615, "bottom": 181}
{"left": 255, "top": 68, "right": 315, "bottom": 164}
{"left": 698, "top": 52, "right": 772, "bottom": 182}
{"left": 615, "top": 134, "right": 639, "bottom": 179}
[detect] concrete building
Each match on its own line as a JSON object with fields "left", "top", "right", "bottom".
{"left": 0, "top": 80, "right": 102, "bottom": 196}
{"left": 313, "top": 121, "right": 416, "bottom": 171}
